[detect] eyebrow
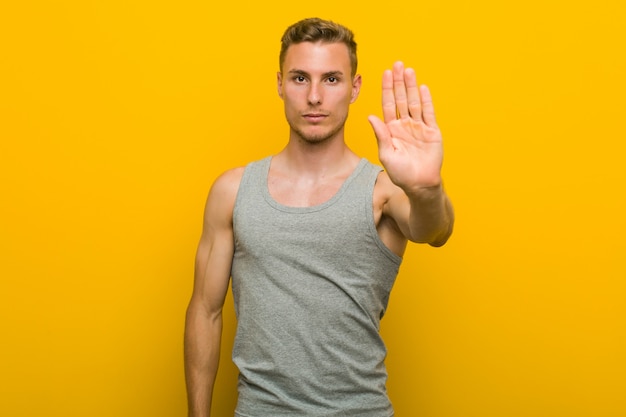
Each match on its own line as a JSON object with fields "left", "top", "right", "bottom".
{"left": 288, "top": 69, "right": 345, "bottom": 78}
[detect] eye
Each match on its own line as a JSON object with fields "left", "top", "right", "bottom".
{"left": 327, "top": 76, "right": 338, "bottom": 83}
{"left": 294, "top": 75, "right": 306, "bottom": 83}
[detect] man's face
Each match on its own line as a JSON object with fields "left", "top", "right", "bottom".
{"left": 277, "top": 42, "right": 361, "bottom": 145}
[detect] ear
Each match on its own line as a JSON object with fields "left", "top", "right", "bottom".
{"left": 277, "top": 72, "right": 284, "bottom": 99}
{"left": 350, "top": 74, "right": 362, "bottom": 104}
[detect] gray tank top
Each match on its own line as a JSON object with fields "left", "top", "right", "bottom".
{"left": 231, "top": 156, "right": 402, "bottom": 417}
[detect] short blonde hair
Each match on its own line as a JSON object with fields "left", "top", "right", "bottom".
{"left": 279, "top": 17, "right": 358, "bottom": 77}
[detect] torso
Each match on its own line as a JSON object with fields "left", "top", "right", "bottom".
{"left": 230, "top": 155, "right": 400, "bottom": 417}
{"left": 265, "top": 154, "right": 408, "bottom": 257}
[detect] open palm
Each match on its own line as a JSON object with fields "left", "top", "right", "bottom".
{"left": 368, "top": 61, "right": 444, "bottom": 193}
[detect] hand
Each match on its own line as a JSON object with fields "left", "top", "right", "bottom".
{"left": 368, "top": 61, "right": 444, "bottom": 193}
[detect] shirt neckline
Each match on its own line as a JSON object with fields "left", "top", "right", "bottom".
{"left": 261, "top": 156, "right": 368, "bottom": 214}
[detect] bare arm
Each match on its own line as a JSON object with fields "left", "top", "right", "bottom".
{"left": 382, "top": 176, "right": 454, "bottom": 247}
{"left": 369, "top": 61, "right": 454, "bottom": 247}
{"left": 184, "top": 168, "right": 243, "bottom": 417}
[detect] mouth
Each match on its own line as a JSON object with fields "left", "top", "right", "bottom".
{"left": 303, "top": 113, "right": 328, "bottom": 123}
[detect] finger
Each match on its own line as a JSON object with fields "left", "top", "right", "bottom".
{"left": 420, "top": 85, "right": 438, "bottom": 127}
{"left": 404, "top": 67, "right": 422, "bottom": 122}
{"left": 392, "top": 61, "right": 409, "bottom": 119}
{"left": 368, "top": 115, "right": 392, "bottom": 149}
{"left": 381, "top": 69, "right": 396, "bottom": 123}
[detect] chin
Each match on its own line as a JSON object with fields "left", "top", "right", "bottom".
{"left": 300, "top": 133, "right": 332, "bottom": 144}
{"left": 292, "top": 125, "right": 342, "bottom": 145}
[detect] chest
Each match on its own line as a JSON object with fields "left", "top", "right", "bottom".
{"left": 267, "top": 174, "right": 347, "bottom": 208}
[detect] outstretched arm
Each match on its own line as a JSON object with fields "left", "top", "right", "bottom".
{"left": 368, "top": 61, "right": 454, "bottom": 246}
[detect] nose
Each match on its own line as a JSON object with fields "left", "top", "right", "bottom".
{"left": 307, "top": 82, "right": 321, "bottom": 105}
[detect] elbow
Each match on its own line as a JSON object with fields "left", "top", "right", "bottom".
{"left": 428, "top": 218, "right": 454, "bottom": 247}
{"left": 428, "top": 236, "right": 449, "bottom": 248}
{"left": 185, "top": 296, "right": 223, "bottom": 326}
{"left": 411, "top": 217, "right": 453, "bottom": 247}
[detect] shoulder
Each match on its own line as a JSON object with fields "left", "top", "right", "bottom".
{"left": 212, "top": 166, "right": 246, "bottom": 194}
{"left": 209, "top": 166, "right": 245, "bottom": 199}
{"left": 208, "top": 156, "right": 273, "bottom": 204}
{"left": 203, "top": 166, "right": 246, "bottom": 222}
{"left": 373, "top": 169, "right": 405, "bottom": 205}
{"left": 373, "top": 168, "right": 411, "bottom": 228}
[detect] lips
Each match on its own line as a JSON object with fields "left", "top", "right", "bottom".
{"left": 303, "top": 113, "right": 328, "bottom": 123}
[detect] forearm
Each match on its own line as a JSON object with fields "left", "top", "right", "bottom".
{"left": 184, "top": 302, "right": 223, "bottom": 417}
{"left": 406, "top": 184, "right": 454, "bottom": 247}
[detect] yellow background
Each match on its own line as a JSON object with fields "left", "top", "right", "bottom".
{"left": 1, "top": 1, "right": 624, "bottom": 416}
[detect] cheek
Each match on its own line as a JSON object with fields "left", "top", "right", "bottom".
{"left": 335, "top": 91, "right": 354, "bottom": 108}
{"left": 283, "top": 89, "right": 304, "bottom": 106}
{"left": 283, "top": 95, "right": 299, "bottom": 109}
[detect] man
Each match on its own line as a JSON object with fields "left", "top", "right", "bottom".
{"left": 184, "top": 17, "right": 454, "bottom": 417}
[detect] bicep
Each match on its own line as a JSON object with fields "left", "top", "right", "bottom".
{"left": 378, "top": 173, "right": 413, "bottom": 238}
{"left": 192, "top": 229, "right": 233, "bottom": 315}
{"left": 190, "top": 169, "right": 242, "bottom": 315}
{"left": 374, "top": 173, "right": 411, "bottom": 256}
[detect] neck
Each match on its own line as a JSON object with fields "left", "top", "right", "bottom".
{"left": 276, "top": 136, "right": 358, "bottom": 178}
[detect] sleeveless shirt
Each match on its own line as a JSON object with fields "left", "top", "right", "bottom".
{"left": 231, "top": 156, "right": 402, "bottom": 417}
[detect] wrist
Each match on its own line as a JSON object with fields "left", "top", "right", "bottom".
{"left": 404, "top": 182, "right": 443, "bottom": 200}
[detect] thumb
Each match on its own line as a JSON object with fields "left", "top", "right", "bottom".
{"left": 368, "top": 115, "right": 391, "bottom": 148}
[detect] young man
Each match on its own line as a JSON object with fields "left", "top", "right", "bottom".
{"left": 184, "top": 17, "right": 454, "bottom": 417}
